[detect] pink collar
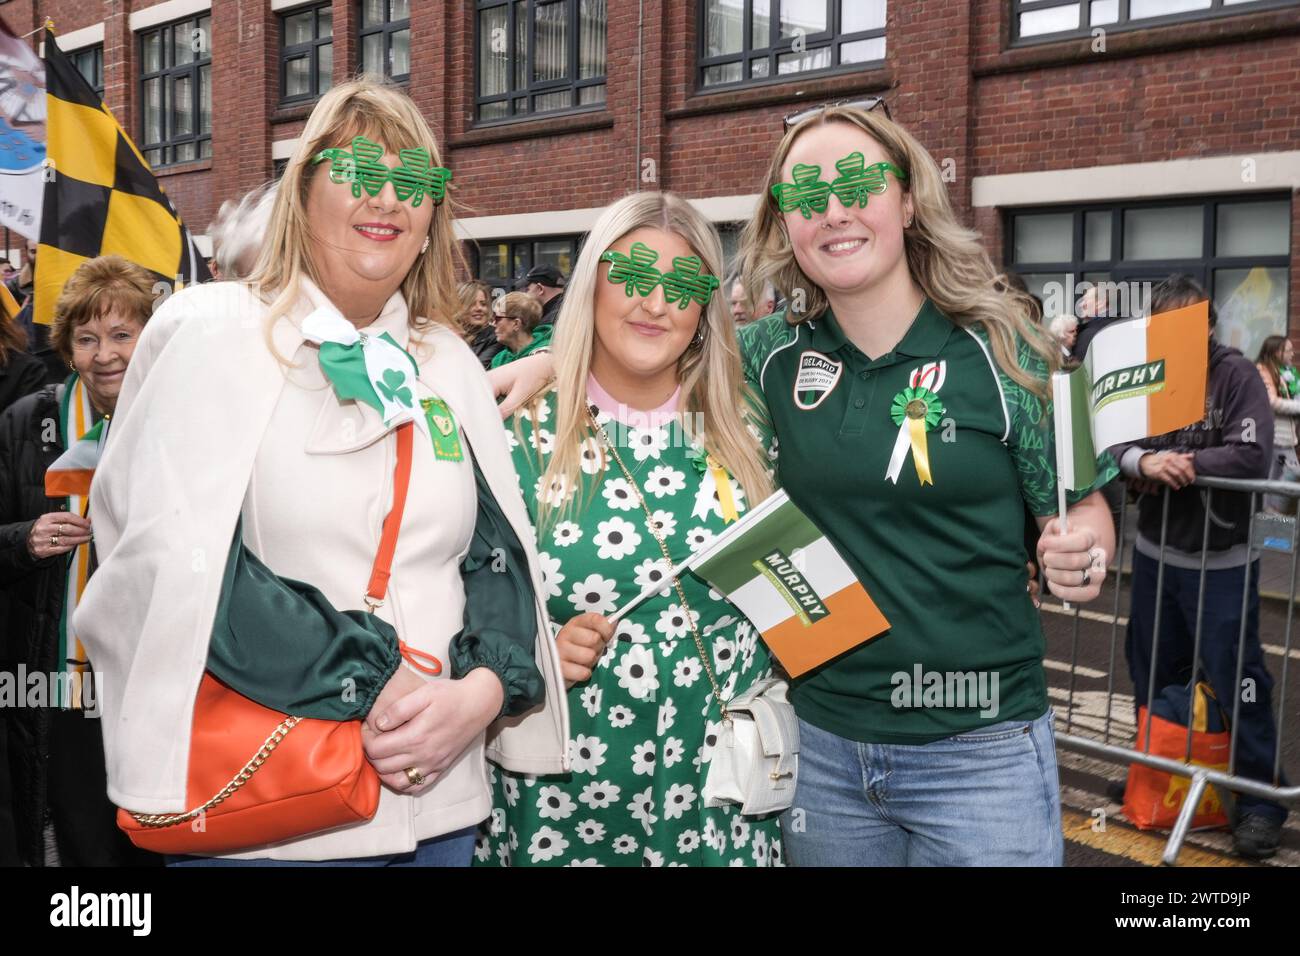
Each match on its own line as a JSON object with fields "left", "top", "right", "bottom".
{"left": 587, "top": 373, "right": 681, "bottom": 428}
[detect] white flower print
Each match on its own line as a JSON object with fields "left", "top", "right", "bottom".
{"left": 527, "top": 826, "right": 568, "bottom": 863}
{"left": 712, "top": 635, "right": 737, "bottom": 673}
{"left": 532, "top": 399, "right": 552, "bottom": 425}
{"left": 768, "top": 435, "right": 779, "bottom": 462}
{"left": 663, "top": 783, "right": 696, "bottom": 820}
{"left": 662, "top": 735, "right": 684, "bottom": 768}
{"left": 567, "top": 858, "right": 601, "bottom": 867}
{"left": 612, "top": 834, "right": 638, "bottom": 855}
{"left": 592, "top": 405, "right": 614, "bottom": 426}
{"left": 534, "top": 472, "right": 571, "bottom": 507}
{"left": 502, "top": 775, "right": 520, "bottom": 807}
{"left": 702, "top": 817, "right": 724, "bottom": 853}
{"left": 580, "top": 684, "right": 602, "bottom": 718}
{"left": 568, "top": 573, "right": 619, "bottom": 614}
{"left": 602, "top": 477, "right": 638, "bottom": 512}
{"left": 628, "top": 425, "right": 669, "bottom": 462}
{"left": 684, "top": 527, "right": 715, "bottom": 553}
{"left": 703, "top": 615, "right": 737, "bottom": 637}
{"left": 673, "top": 656, "right": 702, "bottom": 688}
{"left": 769, "top": 840, "right": 783, "bottom": 866}
{"left": 649, "top": 509, "right": 677, "bottom": 538}
{"left": 657, "top": 697, "right": 677, "bottom": 735}
{"left": 730, "top": 817, "right": 751, "bottom": 849}
{"left": 677, "top": 830, "right": 700, "bottom": 854}
{"left": 697, "top": 720, "right": 723, "bottom": 767}
{"left": 502, "top": 429, "right": 520, "bottom": 451}
{"left": 597, "top": 634, "right": 620, "bottom": 669}
{"left": 633, "top": 557, "right": 672, "bottom": 596}
{"left": 630, "top": 740, "right": 657, "bottom": 777}
{"left": 575, "top": 819, "right": 606, "bottom": 845}
{"left": 729, "top": 859, "right": 746, "bottom": 867}
{"left": 655, "top": 603, "right": 698, "bottom": 640}
{"left": 594, "top": 516, "right": 642, "bottom": 561}
{"left": 644, "top": 465, "right": 686, "bottom": 498}
{"left": 643, "top": 848, "right": 665, "bottom": 867}
{"left": 474, "top": 832, "right": 491, "bottom": 862}
{"left": 751, "top": 829, "right": 769, "bottom": 865}
{"left": 614, "top": 618, "right": 648, "bottom": 643}
{"left": 528, "top": 428, "right": 555, "bottom": 455}
{"left": 628, "top": 786, "right": 658, "bottom": 835}
{"left": 536, "top": 785, "right": 577, "bottom": 821}
{"left": 692, "top": 472, "right": 747, "bottom": 522}
{"left": 578, "top": 436, "right": 604, "bottom": 475}
{"left": 720, "top": 671, "right": 739, "bottom": 700}
{"left": 613, "top": 644, "right": 659, "bottom": 700}
{"left": 569, "top": 734, "right": 607, "bottom": 775}
{"left": 496, "top": 841, "right": 511, "bottom": 866}
{"left": 509, "top": 827, "right": 519, "bottom": 850}
{"left": 658, "top": 639, "right": 678, "bottom": 658}
{"left": 538, "top": 551, "right": 564, "bottom": 599}
{"left": 607, "top": 705, "right": 634, "bottom": 728}
{"left": 552, "top": 521, "right": 582, "bottom": 548}
{"left": 577, "top": 780, "right": 621, "bottom": 810}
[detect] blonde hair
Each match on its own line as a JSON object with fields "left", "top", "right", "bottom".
{"left": 247, "top": 78, "right": 464, "bottom": 345}
{"left": 495, "top": 290, "right": 543, "bottom": 333}
{"left": 739, "top": 106, "right": 1056, "bottom": 397}
{"left": 50, "top": 255, "right": 156, "bottom": 362}
{"left": 455, "top": 279, "right": 492, "bottom": 329}
{"left": 524, "top": 191, "right": 774, "bottom": 531}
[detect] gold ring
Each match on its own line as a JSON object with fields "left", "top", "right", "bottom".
{"left": 404, "top": 767, "right": 425, "bottom": 787}
{"left": 51, "top": 535, "right": 59, "bottom": 548}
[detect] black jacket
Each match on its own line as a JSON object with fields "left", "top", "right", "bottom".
{"left": 0, "top": 350, "right": 46, "bottom": 414}
{"left": 1112, "top": 342, "right": 1274, "bottom": 553}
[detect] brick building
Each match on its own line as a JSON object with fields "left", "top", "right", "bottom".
{"left": 1, "top": 0, "right": 1296, "bottom": 353}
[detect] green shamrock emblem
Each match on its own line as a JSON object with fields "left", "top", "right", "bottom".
{"left": 599, "top": 241, "right": 663, "bottom": 296}
{"left": 661, "top": 256, "right": 720, "bottom": 309}
{"left": 376, "top": 368, "right": 413, "bottom": 408}
{"left": 771, "top": 163, "right": 832, "bottom": 219}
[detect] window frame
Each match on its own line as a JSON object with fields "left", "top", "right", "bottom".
{"left": 138, "top": 14, "right": 213, "bottom": 169}
{"left": 1009, "top": 0, "right": 1300, "bottom": 46}
{"left": 473, "top": 0, "right": 608, "bottom": 127}
{"left": 470, "top": 233, "right": 585, "bottom": 290}
{"left": 71, "top": 44, "right": 105, "bottom": 99}
{"left": 358, "top": 0, "right": 412, "bottom": 82}
{"left": 279, "top": 2, "right": 334, "bottom": 105}
{"left": 696, "top": 0, "right": 887, "bottom": 93}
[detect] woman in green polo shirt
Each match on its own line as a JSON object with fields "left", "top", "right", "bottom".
{"left": 490, "top": 291, "right": 554, "bottom": 368}
{"left": 728, "top": 104, "right": 1116, "bottom": 866}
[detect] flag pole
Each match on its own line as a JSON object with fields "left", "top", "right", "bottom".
{"left": 1052, "top": 370, "right": 1074, "bottom": 612}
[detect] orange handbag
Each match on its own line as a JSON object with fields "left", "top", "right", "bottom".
{"left": 117, "top": 422, "right": 433, "bottom": 854}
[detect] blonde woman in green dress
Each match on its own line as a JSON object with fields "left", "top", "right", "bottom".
{"left": 476, "top": 192, "right": 782, "bottom": 867}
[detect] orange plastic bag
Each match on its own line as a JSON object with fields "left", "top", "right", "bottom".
{"left": 1123, "top": 682, "right": 1230, "bottom": 831}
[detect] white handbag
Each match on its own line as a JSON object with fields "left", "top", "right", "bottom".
{"left": 703, "top": 676, "right": 800, "bottom": 817}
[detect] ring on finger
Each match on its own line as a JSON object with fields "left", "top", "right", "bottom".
{"left": 1080, "top": 568, "right": 1091, "bottom": 587}
{"left": 404, "top": 766, "right": 425, "bottom": 787}
{"left": 51, "top": 534, "right": 59, "bottom": 548}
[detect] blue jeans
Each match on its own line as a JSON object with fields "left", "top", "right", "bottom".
{"left": 1126, "top": 551, "right": 1288, "bottom": 824}
{"left": 166, "top": 826, "right": 477, "bottom": 867}
{"left": 781, "top": 711, "right": 1063, "bottom": 866}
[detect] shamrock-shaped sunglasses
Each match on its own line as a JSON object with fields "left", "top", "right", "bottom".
{"left": 598, "top": 241, "right": 720, "bottom": 309}
{"left": 312, "top": 135, "right": 452, "bottom": 207}
{"left": 771, "top": 151, "right": 907, "bottom": 219}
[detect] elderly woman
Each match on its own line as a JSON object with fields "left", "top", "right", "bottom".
{"left": 73, "top": 80, "right": 567, "bottom": 866}
{"left": 490, "top": 291, "right": 552, "bottom": 368}
{"left": 0, "top": 255, "right": 160, "bottom": 866}
{"left": 457, "top": 279, "right": 502, "bottom": 368}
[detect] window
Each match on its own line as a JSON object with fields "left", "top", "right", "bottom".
{"left": 476, "top": 1, "right": 607, "bottom": 124}
{"left": 698, "top": 0, "right": 886, "bottom": 90}
{"left": 72, "top": 45, "right": 104, "bottom": 99}
{"left": 139, "top": 15, "right": 212, "bottom": 167}
{"left": 1012, "top": 0, "right": 1299, "bottom": 44}
{"left": 359, "top": 0, "right": 410, "bottom": 81}
{"left": 1006, "top": 196, "right": 1291, "bottom": 360}
{"left": 472, "top": 235, "right": 583, "bottom": 290}
{"left": 281, "top": 3, "right": 333, "bottom": 103}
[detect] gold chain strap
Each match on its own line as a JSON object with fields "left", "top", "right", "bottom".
{"left": 128, "top": 714, "right": 302, "bottom": 828}
{"left": 586, "top": 406, "right": 729, "bottom": 719}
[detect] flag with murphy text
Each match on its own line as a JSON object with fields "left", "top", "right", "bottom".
{"left": 1054, "top": 301, "right": 1210, "bottom": 490}
{"left": 691, "top": 490, "right": 889, "bottom": 678}
{"left": 34, "top": 30, "right": 209, "bottom": 326}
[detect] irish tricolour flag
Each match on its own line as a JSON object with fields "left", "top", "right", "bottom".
{"left": 1054, "top": 300, "right": 1210, "bottom": 490}
{"left": 613, "top": 489, "right": 889, "bottom": 677}
{"left": 45, "top": 418, "right": 105, "bottom": 497}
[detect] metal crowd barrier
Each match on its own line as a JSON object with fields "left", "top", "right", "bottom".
{"left": 1052, "top": 474, "right": 1299, "bottom": 865}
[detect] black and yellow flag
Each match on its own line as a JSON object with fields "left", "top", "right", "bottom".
{"left": 35, "top": 32, "right": 210, "bottom": 325}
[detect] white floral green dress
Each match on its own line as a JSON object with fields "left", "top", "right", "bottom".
{"left": 476, "top": 389, "right": 784, "bottom": 867}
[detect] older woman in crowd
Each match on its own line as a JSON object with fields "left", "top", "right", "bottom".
{"left": 0, "top": 255, "right": 160, "bottom": 866}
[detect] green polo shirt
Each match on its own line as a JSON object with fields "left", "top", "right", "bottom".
{"left": 737, "top": 300, "right": 1117, "bottom": 744}
{"left": 490, "top": 324, "right": 554, "bottom": 369}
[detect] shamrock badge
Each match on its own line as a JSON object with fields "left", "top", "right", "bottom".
{"left": 376, "top": 368, "right": 413, "bottom": 408}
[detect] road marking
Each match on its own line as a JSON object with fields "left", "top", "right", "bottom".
{"left": 1060, "top": 807, "right": 1252, "bottom": 867}
{"left": 1040, "top": 602, "right": 1300, "bottom": 661}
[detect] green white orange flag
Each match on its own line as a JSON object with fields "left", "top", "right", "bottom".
{"left": 1054, "top": 300, "right": 1210, "bottom": 491}
{"left": 45, "top": 416, "right": 105, "bottom": 497}
{"left": 612, "top": 489, "right": 889, "bottom": 677}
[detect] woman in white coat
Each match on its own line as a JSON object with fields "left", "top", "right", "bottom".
{"left": 73, "top": 80, "right": 568, "bottom": 866}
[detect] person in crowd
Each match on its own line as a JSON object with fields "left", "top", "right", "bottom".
{"left": 489, "top": 104, "right": 1116, "bottom": 866}
{"left": 0, "top": 255, "right": 161, "bottom": 866}
{"left": 0, "top": 301, "right": 44, "bottom": 413}
{"left": 1, "top": 262, "right": 15, "bottom": 283}
{"left": 6, "top": 241, "right": 61, "bottom": 385}
{"left": 478, "top": 191, "right": 782, "bottom": 867}
{"left": 72, "top": 79, "right": 568, "bottom": 866}
{"left": 1111, "top": 275, "right": 1286, "bottom": 860}
{"left": 490, "top": 290, "right": 552, "bottom": 369}
{"left": 517, "top": 264, "right": 566, "bottom": 326}
{"left": 207, "top": 182, "right": 278, "bottom": 281}
{"left": 1256, "top": 334, "right": 1300, "bottom": 515}
{"left": 457, "top": 278, "right": 502, "bottom": 368}
{"left": 1070, "top": 284, "right": 1123, "bottom": 362}
{"left": 728, "top": 273, "right": 776, "bottom": 327}
{"left": 1049, "top": 315, "right": 1078, "bottom": 363}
